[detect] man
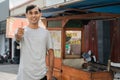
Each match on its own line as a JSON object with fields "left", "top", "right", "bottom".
{"left": 15, "top": 4, "right": 54, "bottom": 80}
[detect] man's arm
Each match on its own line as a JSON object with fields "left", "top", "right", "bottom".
{"left": 48, "top": 49, "right": 54, "bottom": 80}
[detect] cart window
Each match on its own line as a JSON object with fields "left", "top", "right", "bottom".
{"left": 65, "top": 19, "right": 83, "bottom": 28}
{"left": 48, "top": 20, "right": 62, "bottom": 28}
{"left": 65, "top": 19, "right": 89, "bottom": 28}
{"left": 65, "top": 31, "right": 82, "bottom": 58}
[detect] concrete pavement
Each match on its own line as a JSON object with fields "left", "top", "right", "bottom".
{"left": 0, "top": 64, "right": 19, "bottom": 80}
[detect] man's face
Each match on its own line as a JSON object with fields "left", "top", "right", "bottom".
{"left": 26, "top": 7, "right": 41, "bottom": 24}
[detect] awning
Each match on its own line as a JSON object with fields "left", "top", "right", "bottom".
{"left": 42, "top": 0, "right": 120, "bottom": 17}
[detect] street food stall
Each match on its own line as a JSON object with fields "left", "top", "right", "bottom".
{"left": 45, "top": 12, "right": 120, "bottom": 80}
{"left": 6, "top": 0, "right": 120, "bottom": 79}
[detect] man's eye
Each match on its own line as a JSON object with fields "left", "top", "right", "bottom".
{"left": 29, "top": 12, "right": 32, "bottom": 15}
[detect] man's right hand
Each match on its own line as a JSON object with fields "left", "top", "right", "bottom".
{"left": 15, "top": 28, "right": 24, "bottom": 41}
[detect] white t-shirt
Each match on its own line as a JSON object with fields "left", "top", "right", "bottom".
{"left": 16, "top": 26, "right": 53, "bottom": 80}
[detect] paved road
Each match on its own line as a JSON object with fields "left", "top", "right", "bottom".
{"left": 0, "top": 64, "right": 119, "bottom": 80}
{"left": 0, "top": 64, "right": 19, "bottom": 80}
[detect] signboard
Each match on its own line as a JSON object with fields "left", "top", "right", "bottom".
{"left": 0, "top": 0, "right": 9, "bottom": 21}
{"left": 6, "top": 17, "right": 46, "bottom": 38}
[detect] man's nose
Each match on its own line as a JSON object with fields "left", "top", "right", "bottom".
{"left": 32, "top": 13, "right": 36, "bottom": 17}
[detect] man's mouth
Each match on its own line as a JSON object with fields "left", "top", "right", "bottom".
{"left": 32, "top": 18, "right": 37, "bottom": 21}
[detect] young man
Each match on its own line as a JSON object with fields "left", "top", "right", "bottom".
{"left": 15, "top": 4, "right": 54, "bottom": 80}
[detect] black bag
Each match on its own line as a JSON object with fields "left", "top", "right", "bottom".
{"left": 52, "top": 76, "right": 57, "bottom": 80}
{"left": 0, "top": 55, "right": 4, "bottom": 63}
{"left": 40, "top": 76, "right": 57, "bottom": 80}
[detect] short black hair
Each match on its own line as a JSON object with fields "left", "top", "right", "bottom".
{"left": 26, "top": 4, "right": 41, "bottom": 13}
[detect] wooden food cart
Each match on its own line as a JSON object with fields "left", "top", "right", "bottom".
{"left": 45, "top": 12, "right": 120, "bottom": 80}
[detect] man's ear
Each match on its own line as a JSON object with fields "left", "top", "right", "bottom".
{"left": 40, "top": 12, "right": 42, "bottom": 17}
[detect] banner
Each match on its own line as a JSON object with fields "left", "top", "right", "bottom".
{"left": 50, "top": 31, "right": 61, "bottom": 58}
{"left": 6, "top": 17, "right": 46, "bottom": 38}
{"left": 6, "top": 17, "right": 28, "bottom": 38}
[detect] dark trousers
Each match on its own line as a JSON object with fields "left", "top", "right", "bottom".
{"left": 40, "top": 76, "right": 47, "bottom": 80}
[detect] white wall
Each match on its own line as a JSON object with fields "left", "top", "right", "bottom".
{"left": 45, "top": 0, "right": 64, "bottom": 6}
{"left": 10, "top": 0, "right": 83, "bottom": 16}
{"left": 10, "top": 0, "right": 45, "bottom": 16}
{"left": 0, "top": 0, "right": 9, "bottom": 21}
